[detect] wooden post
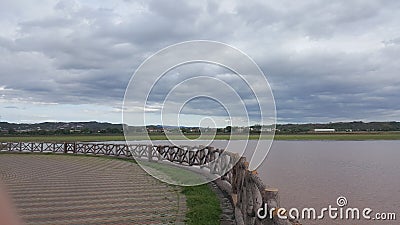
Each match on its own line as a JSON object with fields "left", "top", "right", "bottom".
{"left": 235, "top": 206, "right": 245, "bottom": 225}
{"left": 147, "top": 145, "right": 152, "bottom": 161}
{"left": 263, "top": 188, "right": 280, "bottom": 208}
{"left": 261, "top": 188, "right": 291, "bottom": 225}
{"left": 264, "top": 188, "right": 279, "bottom": 197}
{"left": 157, "top": 146, "right": 161, "bottom": 161}
{"left": 263, "top": 188, "right": 280, "bottom": 220}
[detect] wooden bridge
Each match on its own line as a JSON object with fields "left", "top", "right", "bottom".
{"left": 1, "top": 142, "right": 222, "bottom": 166}
{"left": 0, "top": 142, "right": 300, "bottom": 225}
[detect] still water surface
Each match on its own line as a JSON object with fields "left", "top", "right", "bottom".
{"left": 258, "top": 141, "right": 399, "bottom": 225}
{"left": 119, "top": 140, "right": 400, "bottom": 224}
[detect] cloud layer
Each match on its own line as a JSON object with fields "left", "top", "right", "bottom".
{"left": 0, "top": 0, "right": 399, "bottom": 124}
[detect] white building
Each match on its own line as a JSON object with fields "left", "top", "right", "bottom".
{"left": 314, "top": 128, "right": 335, "bottom": 132}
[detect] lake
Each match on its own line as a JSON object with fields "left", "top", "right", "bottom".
{"left": 258, "top": 141, "right": 399, "bottom": 225}
{"left": 117, "top": 140, "right": 400, "bottom": 224}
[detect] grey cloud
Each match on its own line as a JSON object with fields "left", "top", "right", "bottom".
{"left": 147, "top": 0, "right": 202, "bottom": 21}
{"left": 384, "top": 37, "right": 400, "bottom": 45}
{"left": 0, "top": 0, "right": 399, "bottom": 123}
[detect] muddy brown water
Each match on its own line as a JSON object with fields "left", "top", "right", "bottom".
{"left": 114, "top": 140, "right": 400, "bottom": 224}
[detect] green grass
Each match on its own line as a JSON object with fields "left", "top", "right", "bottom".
{"left": 137, "top": 160, "right": 221, "bottom": 224}
{"left": 182, "top": 185, "right": 221, "bottom": 225}
{"left": 138, "top": 160, "right": 206, "bottom": 185}
{"left": 275, "top": 133, "right": 400, "bottom": 140}
{"left": 1, "top": 132, "right": 400, "bottom": 143}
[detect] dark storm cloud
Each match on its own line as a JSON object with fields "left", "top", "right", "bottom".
{"left": 0, "top": 0, "right": 399, "bottom": 123}
{"left": 268, "top": 49, "right": 400, "bottom": 122}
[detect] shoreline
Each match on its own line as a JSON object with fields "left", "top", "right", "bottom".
{"left": 1, "top": 132, "right": 400, "bottom": 142}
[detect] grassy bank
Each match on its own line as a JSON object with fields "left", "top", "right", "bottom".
{"left": 138, "top": 161, "right": 221, "bottom": 224}
{"left": 139, "top": 160, "right": 207, "bottom": 185}
{"left": 182, "top": 185, "right": 221, "bottom": 225}
{"left": 1, "top": 132, "right": 400, "bottom": 142}
{"left": 275, "top": 132, "right": 400, "bottom": 140}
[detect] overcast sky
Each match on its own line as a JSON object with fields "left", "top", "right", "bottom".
{"left": 0, "top": 0, "right": 399, "bottom": 125}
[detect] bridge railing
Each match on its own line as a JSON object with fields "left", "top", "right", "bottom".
{"left": 0, "top": 142, "right": 300, "bottom": 225}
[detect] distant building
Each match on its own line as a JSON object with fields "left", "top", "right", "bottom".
{"left": 314, "top": 128, "right": 335, "bottom": 132}
{"left": 261, "top": 127, "right": 273, "bottom": 132}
